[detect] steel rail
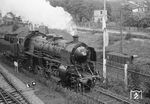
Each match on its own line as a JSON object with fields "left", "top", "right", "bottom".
{"left": 0, "top": 91, "right": 9, "bottom": 104}
{"left": 94, "top": 88, "right": 139, "bottom": 104}
{"left": 0, "top": 72, "right": 30, "bottom": 104}
{"left": 0, "top": 87, "right": 23, "bottom": 104}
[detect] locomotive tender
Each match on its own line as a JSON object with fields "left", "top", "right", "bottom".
{"left": 3, "top": 31, "right": 98, "bottom": 91}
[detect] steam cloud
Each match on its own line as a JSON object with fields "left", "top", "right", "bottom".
{"left": 0, "top": 0, "right": 73, "bottom": 30}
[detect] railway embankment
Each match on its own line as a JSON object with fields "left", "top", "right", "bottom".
{"left": 0, "top": 63, "right": 45, "bottom": 104}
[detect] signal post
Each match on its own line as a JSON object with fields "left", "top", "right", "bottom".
{"left": 74, "top": 0, "right": 108, "bottom": 83}
{"left": 101, "top": 0, "right": 108, "bottom": 83}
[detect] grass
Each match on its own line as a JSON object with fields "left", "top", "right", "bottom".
{"left": 0, "top": 56, "right": 94, "bottom": 104}
{"left": 24, "top": 69, "right": 99, "bottom": 104}
{"left": 0, "top": 39, "right": 11, "bottom": 52}
{"left": 1, "top": 24, "right": 150, "bottom": 102}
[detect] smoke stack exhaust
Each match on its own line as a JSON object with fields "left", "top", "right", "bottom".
{"left": 73, "top": 35, "right": 78, "bottom": 42}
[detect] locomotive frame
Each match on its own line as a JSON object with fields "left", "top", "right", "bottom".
{"left": 3, "top": 31, "right": 99, "bottom": 92}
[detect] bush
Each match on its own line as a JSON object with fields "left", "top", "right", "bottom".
{"left": 125, "top": 32, "right": 132, "bottom": 40}
{"left": 12, "top": 24, "right": 19, "bottom": 32}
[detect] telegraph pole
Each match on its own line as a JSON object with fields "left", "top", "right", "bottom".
{"left": 120, "top": 8, "right": 123, "bottom": 53}
{"left": 102, "top": 0, "right": 107, "bottom": 83}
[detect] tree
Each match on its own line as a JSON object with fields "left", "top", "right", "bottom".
{"left": 122, "top": 0, "right": 150, "bottom": 28}
{"left": 138, "top": 17, "right": 150, "bottom": 28}
{"left": 12, "top": 24, "right": 19, "bottom": 32}
{"left": 144, "top": 0, "right": 150, "bottom": 12}
{"left": 120, "top": 4, "right": 140, "bottom": 27}
{"left": 50, "top": 0, "right": 112, "bottom": 23}
{"left": 63, "top": 0, "right": 94, "bottom": 23}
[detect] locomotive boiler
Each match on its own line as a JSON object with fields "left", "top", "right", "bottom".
{"left": 3, "top": 31, "right": 98, "bottom": 91}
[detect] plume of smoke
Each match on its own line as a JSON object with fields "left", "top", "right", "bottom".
{"left": 67, "top": 21, "right": 77, "bottom": 36}
{"left": 0, "top": 0, "right": 74, "bottom": 30}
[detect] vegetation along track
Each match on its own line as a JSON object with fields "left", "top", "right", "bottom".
{"left": 81, "top": 86, "right": 139, "bottom": 104}
{"left": 98, "top": 61, "right": 150, "bottom": 81}
{"left": 0, "top": 71, "right": 30, "bottom": 104}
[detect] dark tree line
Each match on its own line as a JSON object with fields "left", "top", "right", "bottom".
{"left": 49, "top": 0, "right": 150, "bottom": 28}
{"left": 50, "top": 0, "right": 112, "bottom": 24}
{"left": 122, "top": 0, "right": 150, "bottom": 28}
{"left": 2, "top": 12, "right": 23, "bottom": 31}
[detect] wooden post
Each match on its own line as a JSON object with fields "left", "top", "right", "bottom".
{"left": 102, "top": 0, "right": 107, "bottom": 83}
{"left": 14, "top": 61, "right": 18, "bottom": 73}
{"left": 120, "top": 8, "right": 123, "bottom": 53}
{"left": 124, "top": 64, "right": 128, "bottom": 90}
{"left": 17, "top": 61, "right": 18, "bottom": 73}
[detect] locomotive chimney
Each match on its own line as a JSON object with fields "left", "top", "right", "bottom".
{"left": 73, "top": 35, "right": 79, "bottom": 42}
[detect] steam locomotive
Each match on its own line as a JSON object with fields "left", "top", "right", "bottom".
{"left": 3, "top": 31, "right": 99, "bottom": 91}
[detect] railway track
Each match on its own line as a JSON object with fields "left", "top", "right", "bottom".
{"left": 81, "top": 87, "right": 139, "bottom": 104}
{"left": 0, "top": 87, "right": 25, "bottom": 104}
{"left": 0, "top": 55, "right": 139, "bottom": 104}
{"left": 18, "top": 65, "right": 137, "bottom": 104}
{"left": 0, "top": 72, "right": 30, "bottom": 104}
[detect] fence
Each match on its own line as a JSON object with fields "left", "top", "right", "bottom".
{"left": 96, "top": 61, "right": 126, "bottom": 81}
{"left": 95, "top": 59, "right": 150, "bottom": 91}
{"left": 77, "top": 22, "right": 150, "bottom": 33}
